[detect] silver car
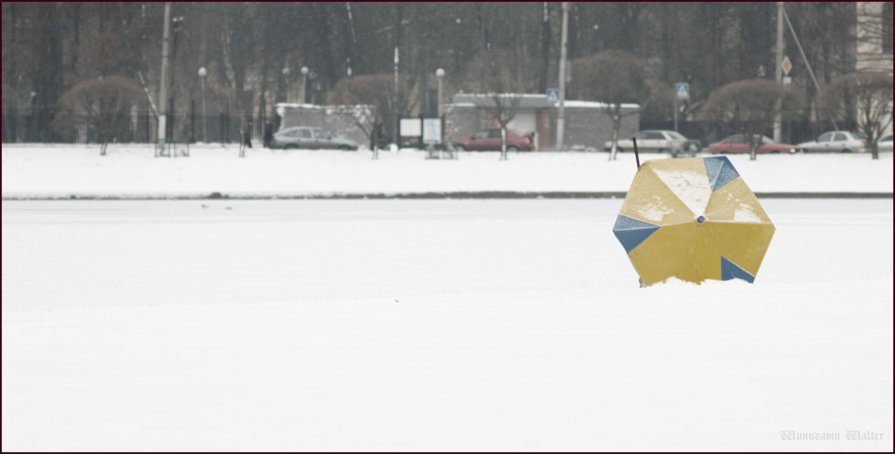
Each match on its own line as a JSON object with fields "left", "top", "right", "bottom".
{"left": 603, "top": 130, "right": 700, "bottom": 156}
{"left": 271, "top": 126, "right": 359, "bottom": 150}
{"left": 796, "top": 131, "right": 866, "bottom": 153}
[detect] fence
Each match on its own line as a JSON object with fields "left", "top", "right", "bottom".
{"left": 2, "top": 111, "right": 252, "bottom": 144}
{"left": 2, "top": 110, "right": 862, "bottom": 148}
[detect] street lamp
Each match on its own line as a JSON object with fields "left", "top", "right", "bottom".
{"left": 300, "top": 66, "right": 309, "bottom": 104}
{"left": 435, "top": 68, "right": 445, "bottom": 116}
{"left": 198, "top": 66, "right": 207, "bottom": 143}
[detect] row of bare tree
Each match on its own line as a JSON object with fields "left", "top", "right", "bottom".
{"left": 2, "top": 2, "right": 891, "bottom": 155}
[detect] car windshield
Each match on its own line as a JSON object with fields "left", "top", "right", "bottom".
{"left": 667, "top": 131, "right": 687, "bottom": 140}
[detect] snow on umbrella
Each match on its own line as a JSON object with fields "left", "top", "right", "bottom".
{"left": 613, "top": 156, "right": 775, "bottom": 286}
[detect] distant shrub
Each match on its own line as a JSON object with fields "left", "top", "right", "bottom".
{"left": 52, "top": 75, "right": 144, "bottom": 144}
{"left": 702, "top": 79, "right": 804, "bottom": 134}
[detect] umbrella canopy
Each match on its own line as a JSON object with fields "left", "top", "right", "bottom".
{"left": 613, "top": 156, "right": 774, "bottom": 286}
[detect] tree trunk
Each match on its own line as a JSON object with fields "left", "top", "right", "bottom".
{"left": 539, "top": 2, "right": 551, "bottom": 92}
{"left": 609, "top": 113, "right": 620, "bottom": 161}
{"left": 8, "top": 2, "right": 18, "bottom": 142}
{"left": 500, "top": 125, "right": 507, "bottom": 160}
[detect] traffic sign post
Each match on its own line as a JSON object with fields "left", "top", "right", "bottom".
{"left": 673, "top": 82, "right": 689, "bottom": 132}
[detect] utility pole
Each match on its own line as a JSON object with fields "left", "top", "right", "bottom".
{"left": 556, "top": 1, "right": 569, "bottom": 151}
{"left": 773, "top": 1, "right": 784, "bottom": 143}
{"left": 392, "top": 3, "right": 403, "bottom": 147}
{"left": 673, "top": 91, "right": 679, "bottom": 132}
{"left": 393, "top": 46, "right": 400, "bottom": 145}
{"left": 157, "top": 2, "right": 172, "bottom": 156}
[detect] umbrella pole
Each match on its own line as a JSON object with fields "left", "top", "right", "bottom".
{"left": 633, "top": 137, "right": 641, "bottom": 169}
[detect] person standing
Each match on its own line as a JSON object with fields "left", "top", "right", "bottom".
{"left": 243, "top": 120, "right": 253, "bottom": 149}
{"left": 263, "top": 121, "right": 273, "bottom": 148}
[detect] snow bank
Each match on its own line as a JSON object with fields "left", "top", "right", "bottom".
{"left": 2, "top": 143, "right": 892, "bottom": 198}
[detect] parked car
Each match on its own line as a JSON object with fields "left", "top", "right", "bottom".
{"left": 271, "top": 126, "right": 359, "bottom": 150}
{"left": 877, "top": 134, "right": 893, "bottom": 152}
{"left": 795, "top": 131, "right": 866, "bottom": 153}
{"left": 452, "top": 128, "right": 533, "bottom": 151}
{"left": 708, "top": 134, "right": 797, "bottom": 155}
{"left": 602, "top": 130, "right": 700, "bottom": 156}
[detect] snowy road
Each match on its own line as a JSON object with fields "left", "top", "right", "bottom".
{"left": 2, "top": 199, "right": 892, "bottom": 451}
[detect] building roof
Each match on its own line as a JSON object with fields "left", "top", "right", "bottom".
{"left": 450, "top": 93, "right": 639, "bottom": 110}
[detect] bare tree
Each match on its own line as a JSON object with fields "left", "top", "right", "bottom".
{"left": 52, "top": 75, "right": 145, "bottom": 154}
{"left": 821, "top": 72, "right": 893, "bottom": 160}
{"left": 326, "top": 74, "right": 391, "bottom": 145}
{"left": 572, "top": 50, "right": 648, "bottom": 160}
{"left": 3, "top": 2, "right": 883, "bottom": 147}
{"left": 463, "top": 49, "right": 526, "bottom": 160}
{"left": 702, "top": 79, "right": 804, "bottom": 160}
{"left": 327, "top": 72, "right": 419, "bottom": 150}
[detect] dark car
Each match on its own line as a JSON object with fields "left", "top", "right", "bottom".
{"left": 453, "top": 128, "right": 533, "bottom": 151}
{"left": 271, "top": 126, "right": 359, "bottom": 150}
{"left": 708, "top": 134, "right": 797, "bottom": 154}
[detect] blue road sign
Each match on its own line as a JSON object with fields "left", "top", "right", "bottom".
{"left": 675, "top": 83, "right": 690, "bottom": 101}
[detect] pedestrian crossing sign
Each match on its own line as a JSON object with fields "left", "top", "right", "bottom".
{"left": 546, "top": 88, "right": 560, "bottom": 102}
{"left": 675, "top": 83, "right": 690, "bottom": 101}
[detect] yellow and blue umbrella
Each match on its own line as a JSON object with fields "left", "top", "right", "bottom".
{"left": 613, "top": 156, "right": 774, "bottom": 286}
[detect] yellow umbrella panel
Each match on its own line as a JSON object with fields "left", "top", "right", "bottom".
{"left": 613, "top": 156, "right": 775, "bottom": 286}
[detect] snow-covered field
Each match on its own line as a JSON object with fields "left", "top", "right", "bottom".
{"left": 2, "top": 199, "right": 892, "bottom": 451}
{"left": 2, "top": 143, "right": 892, "bottom": 198}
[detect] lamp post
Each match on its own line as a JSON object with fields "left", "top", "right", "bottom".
{"left": 278, "top": 66, "right": 290, "bottom": 108}
{"left": 300, "top": 66, "right": 309, "bottom": 104}
{"left": 435, "top": 68, "right": 445, "bottom": 117}
{"left": 198, "top": 66, "right": 207, "bottom": 143}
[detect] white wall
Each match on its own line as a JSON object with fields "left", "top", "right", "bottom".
{"left": 507, "top": 112, "right": 536, "bottom": 136}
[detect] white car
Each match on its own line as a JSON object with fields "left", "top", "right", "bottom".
{"left": 603, "top": 130, "right": 699, "bottom": 156}
{"left": 796, "top": 131, "right": 866, "bottom": 153}
{"left": 877, "top": 134, "right": 893, "bottom": 152}
{"left": 271, "top": 126, "right": 359, "bottom": 150}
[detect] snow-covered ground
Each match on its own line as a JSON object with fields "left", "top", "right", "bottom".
{"left": 3, "top": 199, "right": 892, "bottom": 451}
{"left": 2, "top": 143, "right": 892, "bottom": 198}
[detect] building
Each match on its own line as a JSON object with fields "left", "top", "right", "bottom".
{"left": 855, "top": 2, "right": 893, "bottom": 136}
{"left": 855, "top": 2, "right": 893, "bottom": 74}
{"left": 445, "top": 93, "right": 639, "bottom": 151}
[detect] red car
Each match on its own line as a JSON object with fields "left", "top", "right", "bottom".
{"left": 708, "top": 134, "right": 797, "bottom": 154}
{"left": 453, "top": 128, "right": 533, "bottom": 151}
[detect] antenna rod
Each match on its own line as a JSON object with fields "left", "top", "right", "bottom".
{"left": 633, "top": 137, "right": 641, "bottom": 169}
